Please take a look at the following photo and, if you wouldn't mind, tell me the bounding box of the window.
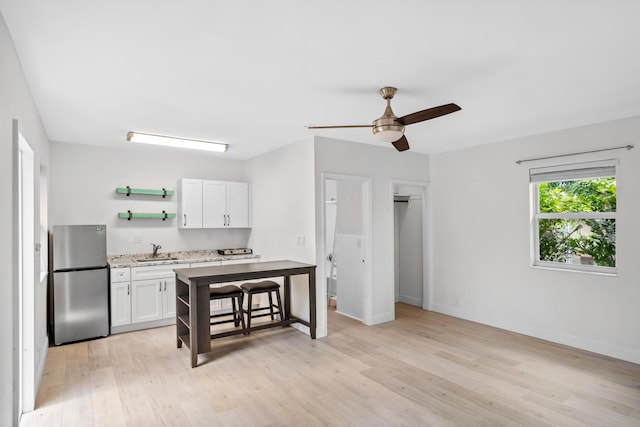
[531,161,617,273]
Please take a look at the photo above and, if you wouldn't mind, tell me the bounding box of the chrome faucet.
[150,243,162,258]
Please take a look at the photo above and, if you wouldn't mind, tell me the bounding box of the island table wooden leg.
[189,282,198,368]
[283,275,291,321]
[309,271,316,339]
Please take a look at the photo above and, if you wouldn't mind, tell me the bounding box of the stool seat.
[241,280,283,333]
[209,284,245,329]
[210,284,243,296]
[240,280,279,292]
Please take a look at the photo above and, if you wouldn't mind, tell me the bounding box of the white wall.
[245,139,316,330]
[314,137,430,325]
[0,11,50,425]
[49,142,251,255]
[430,116,640,364]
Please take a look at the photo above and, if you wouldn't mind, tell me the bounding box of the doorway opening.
[15,123,36,419]
[393,181,430,310]
[322,174,372,327]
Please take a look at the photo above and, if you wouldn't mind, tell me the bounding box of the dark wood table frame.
[174,260,317,368]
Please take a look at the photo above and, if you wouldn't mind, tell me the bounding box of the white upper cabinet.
[202,180,227,228]
[178,178,203,229]
[179,179,251,229]
[226,181,250,228]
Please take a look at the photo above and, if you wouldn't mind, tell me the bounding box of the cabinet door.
[131,279,163,323]
[202,180,227,228]
[227,182,250,228]
[110,281,131,327]
[163,277,177,319]
[178,179,203,229]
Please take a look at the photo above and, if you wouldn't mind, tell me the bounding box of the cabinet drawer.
[131,263,190,281]
[111,267,131,283]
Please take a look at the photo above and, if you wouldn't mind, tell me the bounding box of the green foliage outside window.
[538,178,616,267]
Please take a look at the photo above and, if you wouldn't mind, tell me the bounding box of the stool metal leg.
[274,289,283,321]
[268,291,275,320]
[238,293,246,330]
[246,292,253,334]
[232,297,239,327]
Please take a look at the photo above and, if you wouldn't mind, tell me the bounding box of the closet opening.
[393,183,428,309]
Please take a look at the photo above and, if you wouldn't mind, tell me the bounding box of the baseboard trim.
[33,335,48,407]
[397,294,423,307]
[289,323,311,337]
[111,318,174,334]
[431,303,640,365]
[370,310,394,325]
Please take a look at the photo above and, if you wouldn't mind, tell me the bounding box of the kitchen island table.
[174,260,317,367]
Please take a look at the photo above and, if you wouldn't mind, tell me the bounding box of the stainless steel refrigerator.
[52,224,109,345]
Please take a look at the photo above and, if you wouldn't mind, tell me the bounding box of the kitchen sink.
[134,257,180,263]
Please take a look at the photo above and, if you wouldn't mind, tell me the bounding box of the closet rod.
[515,144,633,165]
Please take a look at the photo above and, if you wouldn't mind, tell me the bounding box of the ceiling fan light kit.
[372,87,405,142]
[126,131,229,153]
[308,86,461,152]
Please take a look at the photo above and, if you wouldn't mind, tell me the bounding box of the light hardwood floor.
[21,304,640,426]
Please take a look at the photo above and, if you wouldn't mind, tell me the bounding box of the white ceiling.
[2,1,640,160]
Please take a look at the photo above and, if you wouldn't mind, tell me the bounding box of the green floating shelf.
[118,211,176,220]
[116,186,174,197]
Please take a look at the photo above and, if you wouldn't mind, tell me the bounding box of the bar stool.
[240,280,283,333]
[209,285,245,330]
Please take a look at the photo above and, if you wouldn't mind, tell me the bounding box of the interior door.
[335,234,364,320]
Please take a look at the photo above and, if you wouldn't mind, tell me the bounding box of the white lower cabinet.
[110,268,131,328]
[110,263,189,333]
[111,259,258,333]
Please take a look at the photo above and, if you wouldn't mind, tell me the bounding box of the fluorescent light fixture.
[126,131,228,152]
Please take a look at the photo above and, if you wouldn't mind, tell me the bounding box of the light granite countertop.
[107,250,260,268]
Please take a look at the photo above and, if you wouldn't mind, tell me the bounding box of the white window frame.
[530,160,618,274]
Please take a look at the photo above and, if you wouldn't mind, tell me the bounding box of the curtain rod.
[515,144,634,165]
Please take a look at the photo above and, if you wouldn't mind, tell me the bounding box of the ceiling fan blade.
[397,103,461,126]
[392,135,410,152]
[306,124,372,129]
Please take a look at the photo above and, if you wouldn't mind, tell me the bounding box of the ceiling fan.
[307,87,461,152]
